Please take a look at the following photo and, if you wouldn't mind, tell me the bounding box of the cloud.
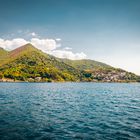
[0,38,28,50]
[0,37,87,60]
[55,38,61,41]
[27,31,39,37]
[64,47,72,50]
[47,50,87,60]
[31,38,57,51]
[30,32,37,37]
[0,38,57,51]
[17,30,39,38]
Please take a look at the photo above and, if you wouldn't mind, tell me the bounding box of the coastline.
[0,78,139,83]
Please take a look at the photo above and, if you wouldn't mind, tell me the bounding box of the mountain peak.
[9,43,39,58]
[19,43,36,50]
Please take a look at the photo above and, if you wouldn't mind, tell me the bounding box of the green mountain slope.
[0,43,42,66]
[0,44,140,82]
[0,44,81,82]
[0,47,8,55]
[59,58,140,82]
[60,59,112,71]
[0,47,9,64]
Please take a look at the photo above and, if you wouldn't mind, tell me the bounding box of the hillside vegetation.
[0,44,140,82]
[60,59,112,70]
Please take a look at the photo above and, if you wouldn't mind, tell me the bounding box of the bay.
[0,83,140,140]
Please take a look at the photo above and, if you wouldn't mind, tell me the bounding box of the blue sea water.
[0,83,140,140]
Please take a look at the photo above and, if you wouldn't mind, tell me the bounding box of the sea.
[0,82,140,140]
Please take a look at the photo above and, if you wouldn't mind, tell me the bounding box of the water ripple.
[0,83,140,140]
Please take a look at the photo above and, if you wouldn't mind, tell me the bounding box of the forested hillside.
[0,44,140,82]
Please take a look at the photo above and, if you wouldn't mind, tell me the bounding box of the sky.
[0,0,140,74]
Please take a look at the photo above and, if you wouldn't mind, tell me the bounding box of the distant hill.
[60,58,112,70]
[0,47,9,64]
[59,58,140,82]
[0,44,140,82]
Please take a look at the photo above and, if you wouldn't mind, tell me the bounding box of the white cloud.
[17,30,39,38]
[0,37,87,60]
[31,38,57,51]
[55,38,61,41]
[0,38,28,50]
[31,32,37,37]
[47,50,87,60]
[64,47,72,50]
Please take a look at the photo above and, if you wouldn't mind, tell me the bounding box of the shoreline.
[0,79,139,84]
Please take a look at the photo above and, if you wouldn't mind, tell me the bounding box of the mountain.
[0,44,140,82]
[0,44,82,82]
[59,58,140,82]
[0,47,8,55]
[60,58,112,70]
[0,47,9,64]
